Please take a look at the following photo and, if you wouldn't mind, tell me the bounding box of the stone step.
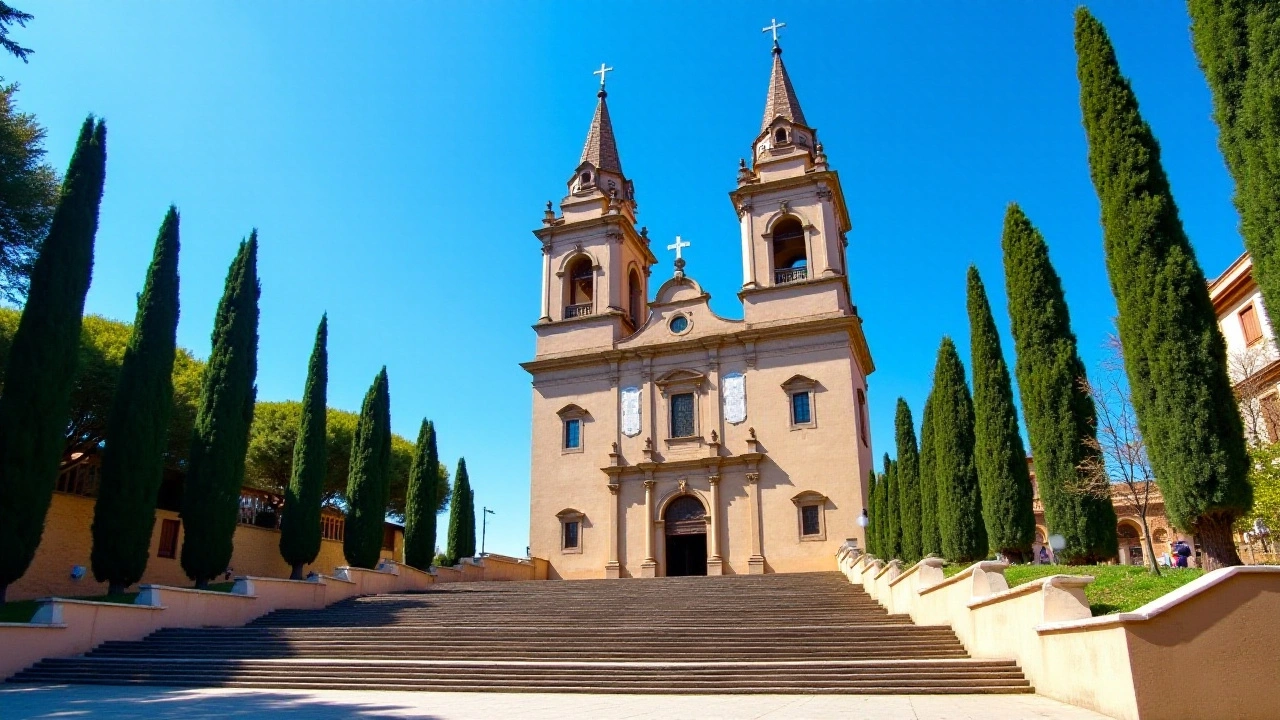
[5,572,1034,696]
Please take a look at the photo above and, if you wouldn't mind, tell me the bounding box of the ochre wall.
[8,492,401,602]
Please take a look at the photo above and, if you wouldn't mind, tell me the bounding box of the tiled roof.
[761,46,807,132]
[580,90,623,175]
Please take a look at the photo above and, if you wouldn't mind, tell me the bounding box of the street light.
[481,507,496,557]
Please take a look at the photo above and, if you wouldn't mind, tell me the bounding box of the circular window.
[669,315,690,334]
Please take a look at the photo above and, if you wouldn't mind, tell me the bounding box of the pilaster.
[641,477,657,577]
[707,474,723,576]
[605,483,621,579]
[746,471,766,574]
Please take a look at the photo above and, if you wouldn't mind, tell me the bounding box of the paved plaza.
[0,685,1111,719]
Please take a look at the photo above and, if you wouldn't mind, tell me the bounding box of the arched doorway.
[664,495,707,576]
[1117,522,1143,566]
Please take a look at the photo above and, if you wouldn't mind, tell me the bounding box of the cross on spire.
[593,62,614,88]
[763,18,786,44]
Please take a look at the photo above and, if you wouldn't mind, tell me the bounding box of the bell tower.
[729,28,855,324]
[533,65,657,357]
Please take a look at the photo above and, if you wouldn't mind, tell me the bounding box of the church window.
[857,389,869,446]
[557,509,584,554]
[670,393,696,438]
[782,375,818,430]
[581,171,592,185]
[564,418,581,449]
[791,391,812,425]
[792,491,827,541]
[775,128,787,143]
[1240,303,1263,345]
[157,519,180,559]
[628,269,643,328]
[771,217,807,284]
[801,505,821,536]
[669,314,689,334]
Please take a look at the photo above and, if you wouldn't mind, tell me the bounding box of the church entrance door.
[664,495,708,577]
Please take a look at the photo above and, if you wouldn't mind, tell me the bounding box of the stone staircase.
[7,571,1031,694]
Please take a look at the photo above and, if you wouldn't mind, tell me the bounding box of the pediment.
[781,374,818,391]
[791,490,829,506]
[654,369,707,389]
[556,404,590,419]
[556,507,585,520]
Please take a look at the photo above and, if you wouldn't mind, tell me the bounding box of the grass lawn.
[1003,564,1202,615]
[937,561,1203,615]
[0,580,237,624]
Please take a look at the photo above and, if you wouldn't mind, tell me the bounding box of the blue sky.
[8,2,1242,557]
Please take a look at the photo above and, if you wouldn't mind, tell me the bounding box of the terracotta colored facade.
[525,45,875,579]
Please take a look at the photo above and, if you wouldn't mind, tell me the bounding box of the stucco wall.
[842,548,1280,720]
[531,326,870,579]
[8,492,401,602]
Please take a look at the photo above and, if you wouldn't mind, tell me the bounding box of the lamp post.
[481,507,496,557]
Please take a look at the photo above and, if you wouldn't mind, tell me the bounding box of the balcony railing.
[775,266,808,285]
[564,303,593,319]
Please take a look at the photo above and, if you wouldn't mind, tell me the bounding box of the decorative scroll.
[723,372,747,424]
[621,386,642,437]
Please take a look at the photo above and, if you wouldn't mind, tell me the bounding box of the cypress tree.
[1003,204,1117,563]
[404,418,439,570]
[1077,8,1250,568]
[90,207,180,595]
[918,391,942,557]
[343,367,392,569]
[180,233,260,588]
[875,470,890,558]
[883,454,901,559]
[0,117,105,603]
[866,469,880,557]
[446,458,475,563]
[894,399,923,563]
[932,337,987,562]
[279,315,327,579]
[1189,0,1280,327]
[966,266,1036,561]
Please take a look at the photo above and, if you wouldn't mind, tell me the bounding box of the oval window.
[669,315,689,334]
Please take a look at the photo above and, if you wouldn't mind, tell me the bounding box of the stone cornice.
[522,314,872,375]
[602,452,764,479]
[533,214,657,265]
[728,169,852,234]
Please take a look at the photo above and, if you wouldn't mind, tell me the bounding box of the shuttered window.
[1240,304,1263,345]
[157,519,180,559]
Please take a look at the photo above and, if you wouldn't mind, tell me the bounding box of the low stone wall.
[838,547,1280,720]
[0,555,542,681]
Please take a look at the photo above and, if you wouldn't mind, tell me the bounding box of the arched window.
[565,257,594,318]
[775,128,787,143]
[771,217,807,284]
[628,269,643,328]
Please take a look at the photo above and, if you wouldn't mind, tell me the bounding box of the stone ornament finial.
[749,427,757,440]
[710,429,719,444]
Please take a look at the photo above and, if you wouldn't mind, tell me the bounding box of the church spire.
[761,42,807,133]
[580,63,623,175]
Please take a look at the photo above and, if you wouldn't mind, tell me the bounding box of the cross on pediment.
[668,235,690,261]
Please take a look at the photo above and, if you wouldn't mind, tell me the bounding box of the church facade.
[524,41,875,579]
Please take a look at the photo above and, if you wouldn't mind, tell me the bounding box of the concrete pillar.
[641,478,657,577]
[747,472,765,574]
[707,474,723,576]
[605,483,621,579]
